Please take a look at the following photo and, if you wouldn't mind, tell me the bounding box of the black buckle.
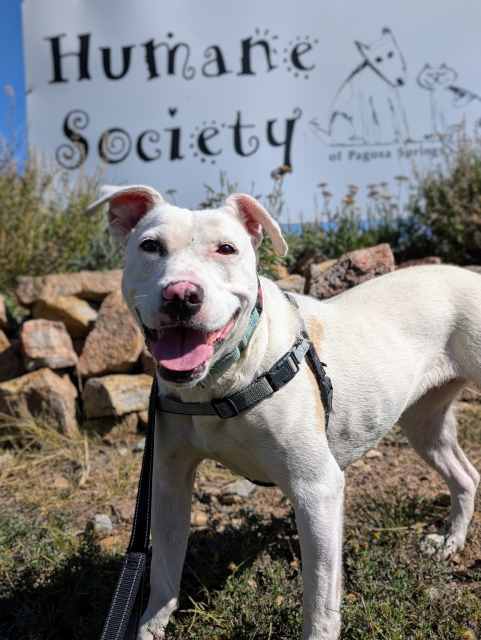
[212,397,240,419]
[266,353,299,392]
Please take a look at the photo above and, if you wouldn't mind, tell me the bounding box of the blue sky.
[0,0,26,148]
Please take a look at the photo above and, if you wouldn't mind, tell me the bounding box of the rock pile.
[0,246,465,436]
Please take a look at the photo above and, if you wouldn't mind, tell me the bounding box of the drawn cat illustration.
[417,63,481,139]
[310,27,410,145]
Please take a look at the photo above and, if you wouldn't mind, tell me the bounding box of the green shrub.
[408,138,481,263]
[0,150,122,293]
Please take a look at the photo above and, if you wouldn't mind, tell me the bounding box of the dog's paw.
[420,532,464,560]
[137,622,166,640]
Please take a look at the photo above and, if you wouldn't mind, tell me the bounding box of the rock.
[0,295,7,330]
[308,244,395,300]
[33,296,97,337]
[293,249,328,280]
[88,513,113,538]
[78,291,144,377]
[82,374,153,418]
[141,348,156,376]
[222,478,257,499]
[0,337,24,382]
[303,258,336,292]
[276,274,306,294]
[271,263,289,280]
[191,511,209,527]
[0,368,79,436]
[132,437,146,453]
[16,270,122,306]
[20,319,78,370]
[365,449,383,459]
[83,411,139,436]
[397,257,442,269]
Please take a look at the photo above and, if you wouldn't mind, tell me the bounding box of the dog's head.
[88,185,287,388]
[356,27,407,88]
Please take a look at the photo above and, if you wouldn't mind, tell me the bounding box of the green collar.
[209,284,263,378]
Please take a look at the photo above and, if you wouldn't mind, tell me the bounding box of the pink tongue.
[150,327,214,371]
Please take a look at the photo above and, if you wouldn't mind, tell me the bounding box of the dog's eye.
[375,56,383,63]
[387,51,394,59]
[140,238,163,254]
[217,243,237,255]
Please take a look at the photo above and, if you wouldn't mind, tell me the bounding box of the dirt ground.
[1,401,480,639]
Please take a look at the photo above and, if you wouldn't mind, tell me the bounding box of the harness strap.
[158,335,311,419]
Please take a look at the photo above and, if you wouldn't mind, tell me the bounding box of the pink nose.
[162,281,204,304]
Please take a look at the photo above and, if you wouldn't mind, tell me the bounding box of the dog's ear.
[87,185,164,241]
[225,193,288,257]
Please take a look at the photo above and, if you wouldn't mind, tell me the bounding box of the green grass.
[1,491,479,639]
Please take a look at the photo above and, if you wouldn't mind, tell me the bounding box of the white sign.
[22,0,481,221]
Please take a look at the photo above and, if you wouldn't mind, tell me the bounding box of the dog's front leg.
[291,459,344,640]
[137,441,200,640]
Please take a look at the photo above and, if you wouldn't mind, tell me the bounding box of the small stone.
[218,493,239,506]
[132,437,146,453]
[83,374,153,418]
[78,291,144,377]
[20,319,78,370]
[0,368,79,436]
[458,629,476,640]
[276,274,306,294]
[53,475,70,490]
[89,513,114,538]
[420,533,446,557]
[365,449,383,459]
[191,511,209,527]
[33,295,97,337]
[223,478,257,498]
[118,446,129,457]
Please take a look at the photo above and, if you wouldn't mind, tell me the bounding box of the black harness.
[100,297,333,640]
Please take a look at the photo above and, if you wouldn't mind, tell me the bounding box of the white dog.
[90,185,480,640]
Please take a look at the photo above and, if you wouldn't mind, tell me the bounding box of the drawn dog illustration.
[417,63,481,140]
[90,185,480,639]
[311,27,410,145]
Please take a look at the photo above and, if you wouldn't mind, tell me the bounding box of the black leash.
[100,377,158,640]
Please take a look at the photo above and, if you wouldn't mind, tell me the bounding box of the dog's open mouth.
[142,312,239,381]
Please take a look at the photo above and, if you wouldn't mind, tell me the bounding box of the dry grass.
[0,403,480,639]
